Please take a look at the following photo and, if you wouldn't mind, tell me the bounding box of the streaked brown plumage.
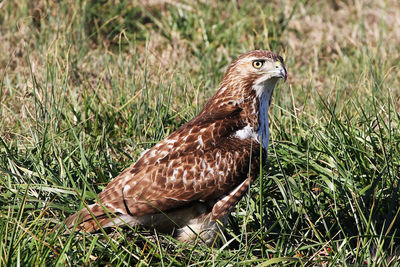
[65,50,287,245]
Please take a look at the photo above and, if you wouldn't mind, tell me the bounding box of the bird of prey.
[65,50,287,245]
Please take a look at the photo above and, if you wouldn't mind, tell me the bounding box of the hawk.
[65,50,287,245]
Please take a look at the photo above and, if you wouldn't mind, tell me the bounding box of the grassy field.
[1,0,400,265]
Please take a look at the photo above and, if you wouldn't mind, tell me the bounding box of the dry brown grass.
[286,0,400,106]
[1,0,399,137]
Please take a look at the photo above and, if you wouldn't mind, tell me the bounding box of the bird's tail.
[65,203,115,232]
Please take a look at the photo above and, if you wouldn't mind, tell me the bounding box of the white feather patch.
[197,135,204,146]
[233,124,255,139]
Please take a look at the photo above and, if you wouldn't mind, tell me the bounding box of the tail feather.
[65,203,115,232]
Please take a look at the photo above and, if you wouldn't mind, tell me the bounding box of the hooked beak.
[278,65,287,82]
[271,62,287,82]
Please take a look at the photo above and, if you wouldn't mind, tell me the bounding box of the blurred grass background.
[1,0,400,265]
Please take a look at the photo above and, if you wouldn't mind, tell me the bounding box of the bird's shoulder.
[133,102,246,170]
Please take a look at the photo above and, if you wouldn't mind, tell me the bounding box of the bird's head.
[202,50,287,115]
[219,50,287,99]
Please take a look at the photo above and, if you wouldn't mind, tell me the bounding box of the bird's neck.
[230,79,277,151]
[201,78,277,151]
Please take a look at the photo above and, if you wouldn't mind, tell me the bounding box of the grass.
[1,0,400,265]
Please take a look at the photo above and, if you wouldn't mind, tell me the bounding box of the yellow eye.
[252,60,264,69]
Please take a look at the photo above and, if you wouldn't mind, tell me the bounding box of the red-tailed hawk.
[65,50,287,245]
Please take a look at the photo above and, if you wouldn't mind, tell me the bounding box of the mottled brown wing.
[94,103,259,218]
